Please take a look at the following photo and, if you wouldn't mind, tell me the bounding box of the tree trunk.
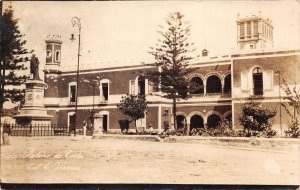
[173,97,177,130]
[134,120,138,133]
[0,67,5,130]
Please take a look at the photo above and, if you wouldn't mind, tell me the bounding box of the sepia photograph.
[0,0,299,189]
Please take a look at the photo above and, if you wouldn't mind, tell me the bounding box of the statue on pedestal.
[30,54,40,80]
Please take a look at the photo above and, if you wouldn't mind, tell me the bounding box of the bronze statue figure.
[30,54,40,80]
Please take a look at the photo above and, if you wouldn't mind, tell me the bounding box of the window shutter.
[148,81,153,94]
[263,70,273,90]
[130,80,135,95]
[241,72,248,91]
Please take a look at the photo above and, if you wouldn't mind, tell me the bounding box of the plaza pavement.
[0,136,299,184]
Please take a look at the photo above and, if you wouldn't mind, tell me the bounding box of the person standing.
[83,120,87,138]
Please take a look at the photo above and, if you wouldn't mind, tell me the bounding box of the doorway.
[103,115,108,131]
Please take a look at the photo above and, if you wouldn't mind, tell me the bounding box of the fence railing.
[2,124,69,137]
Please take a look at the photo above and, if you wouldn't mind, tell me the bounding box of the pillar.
[186,119,191,135]
[93,112,104,135]
[204,123,208,130]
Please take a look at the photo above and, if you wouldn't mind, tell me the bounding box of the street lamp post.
[90,83,95,130]
[276,70,282,136]
[92,83,95,115]
[71,17,82,137]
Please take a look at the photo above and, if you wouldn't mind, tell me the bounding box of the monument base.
[92,112,104,138]
[14,79,53,125]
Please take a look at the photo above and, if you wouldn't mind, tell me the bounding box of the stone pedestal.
[14,79,53,125]
[93,112,104,135]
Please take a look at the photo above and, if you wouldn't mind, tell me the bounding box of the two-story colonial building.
[42,14,300,134]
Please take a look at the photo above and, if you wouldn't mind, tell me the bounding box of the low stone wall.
[92,134,161,142]
[163,136,300,151]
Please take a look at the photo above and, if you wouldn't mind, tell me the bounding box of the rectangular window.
[240,23,245,38]
[247,22,251,36]
[254,21,258,35]
[70,85,76,103]
[138,80,145,95]
[102,83,108,101]
[262,23,266,37]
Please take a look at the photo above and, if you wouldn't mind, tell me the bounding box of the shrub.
[257,124,277,138]
[281,79,300,138]
[163,128,186,136]
[118,119,130,133]
[285,118,300,138]
[189,128,205,136]
[239,101,277,137]
[163,121,170,133]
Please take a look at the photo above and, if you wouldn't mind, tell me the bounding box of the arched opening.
[206,75,222,94]
[252,67,263,95]
[138,76,145,96]
[190,115,204,129]
[55,51,60,62]
[176,115,186,129]
[224,74,231,94]
[189,77,204,95]
[207,114,221,128]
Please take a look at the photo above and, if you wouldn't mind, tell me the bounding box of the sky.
[3,0,300,71]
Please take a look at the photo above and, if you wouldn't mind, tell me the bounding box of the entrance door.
[103,115,108,131]
[253,67,263,95]
[69,115,76,133]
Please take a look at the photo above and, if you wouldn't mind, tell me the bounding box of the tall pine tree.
[0,4,32,115]
[147,12,194,130]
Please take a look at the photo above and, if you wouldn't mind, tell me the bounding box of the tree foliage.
[147,12,194,129]
[0,5,32,108]
[117,95,149,132]
[239,101,277,137]
[281,79,300,137]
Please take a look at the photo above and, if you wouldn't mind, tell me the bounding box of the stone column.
[251,21,254,38]
[204,123,208,130]
[170,117,175,130]
[221,80,224,95]
[186,119,191,135]
[93,112,104,135]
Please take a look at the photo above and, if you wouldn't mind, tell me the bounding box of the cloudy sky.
[3,1,300,71]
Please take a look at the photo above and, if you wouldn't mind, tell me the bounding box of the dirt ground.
[0,136,299,184]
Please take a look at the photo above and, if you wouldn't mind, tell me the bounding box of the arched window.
[190,115,204,129]
[252,67,263,95]
[55,50,60,62]
[189,77,204,95]
[207,114,221,128]
[206,75,222,94]
[224,74,231,94]
[176,115,186,129]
